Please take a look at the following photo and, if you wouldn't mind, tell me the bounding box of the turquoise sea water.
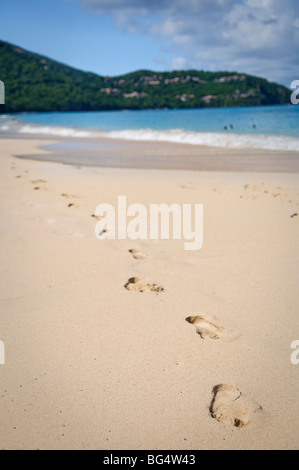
[1,104,299,151]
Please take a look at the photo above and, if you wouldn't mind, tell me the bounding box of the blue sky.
[1,0,298,86]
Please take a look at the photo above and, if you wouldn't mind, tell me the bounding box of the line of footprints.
[125,248,262,429]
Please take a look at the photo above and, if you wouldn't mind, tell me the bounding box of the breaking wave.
[1,117,299,152]
[105,129,299,151]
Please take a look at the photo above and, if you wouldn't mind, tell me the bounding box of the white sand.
[0,138,298,449]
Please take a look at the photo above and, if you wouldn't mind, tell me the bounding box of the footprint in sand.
[213,188,227,195]
[124,277,164,293]
[210,384,262,428]
[61,193,77,198]
[31,179,47,184]
[129,249,149,260]
[240,194,257,200]
[186,315,223,339]
[178,181,197,190]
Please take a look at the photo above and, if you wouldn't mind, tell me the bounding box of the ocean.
[1,104,299,151]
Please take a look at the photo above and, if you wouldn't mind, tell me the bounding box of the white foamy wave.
[0,119,100,138]
[105,129,299,152]
[18,124,99,138]
[1,120,298,151]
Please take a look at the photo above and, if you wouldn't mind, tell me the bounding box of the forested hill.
[0,39,290,113]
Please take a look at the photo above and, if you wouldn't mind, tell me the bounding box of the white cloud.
[171,57,188,70]
[154,56,166,65]
[77,0,299,85]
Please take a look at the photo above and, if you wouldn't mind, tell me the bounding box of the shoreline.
[0,137,298,450]
[2,132,299,172]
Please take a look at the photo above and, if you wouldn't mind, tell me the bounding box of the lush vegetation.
[0,39,290,113]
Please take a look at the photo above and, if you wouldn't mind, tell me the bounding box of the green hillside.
[0,39,290,113]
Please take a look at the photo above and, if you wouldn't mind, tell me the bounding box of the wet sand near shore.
[4,132,299,172]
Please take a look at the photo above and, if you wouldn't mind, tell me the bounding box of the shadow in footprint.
[210,384,262,428]
[125,277,164,293]
[186,315,223,339]
[61,193,77,198]
[129,249,149,260]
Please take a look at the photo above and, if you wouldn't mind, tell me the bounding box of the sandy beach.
[0,136,298,450]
